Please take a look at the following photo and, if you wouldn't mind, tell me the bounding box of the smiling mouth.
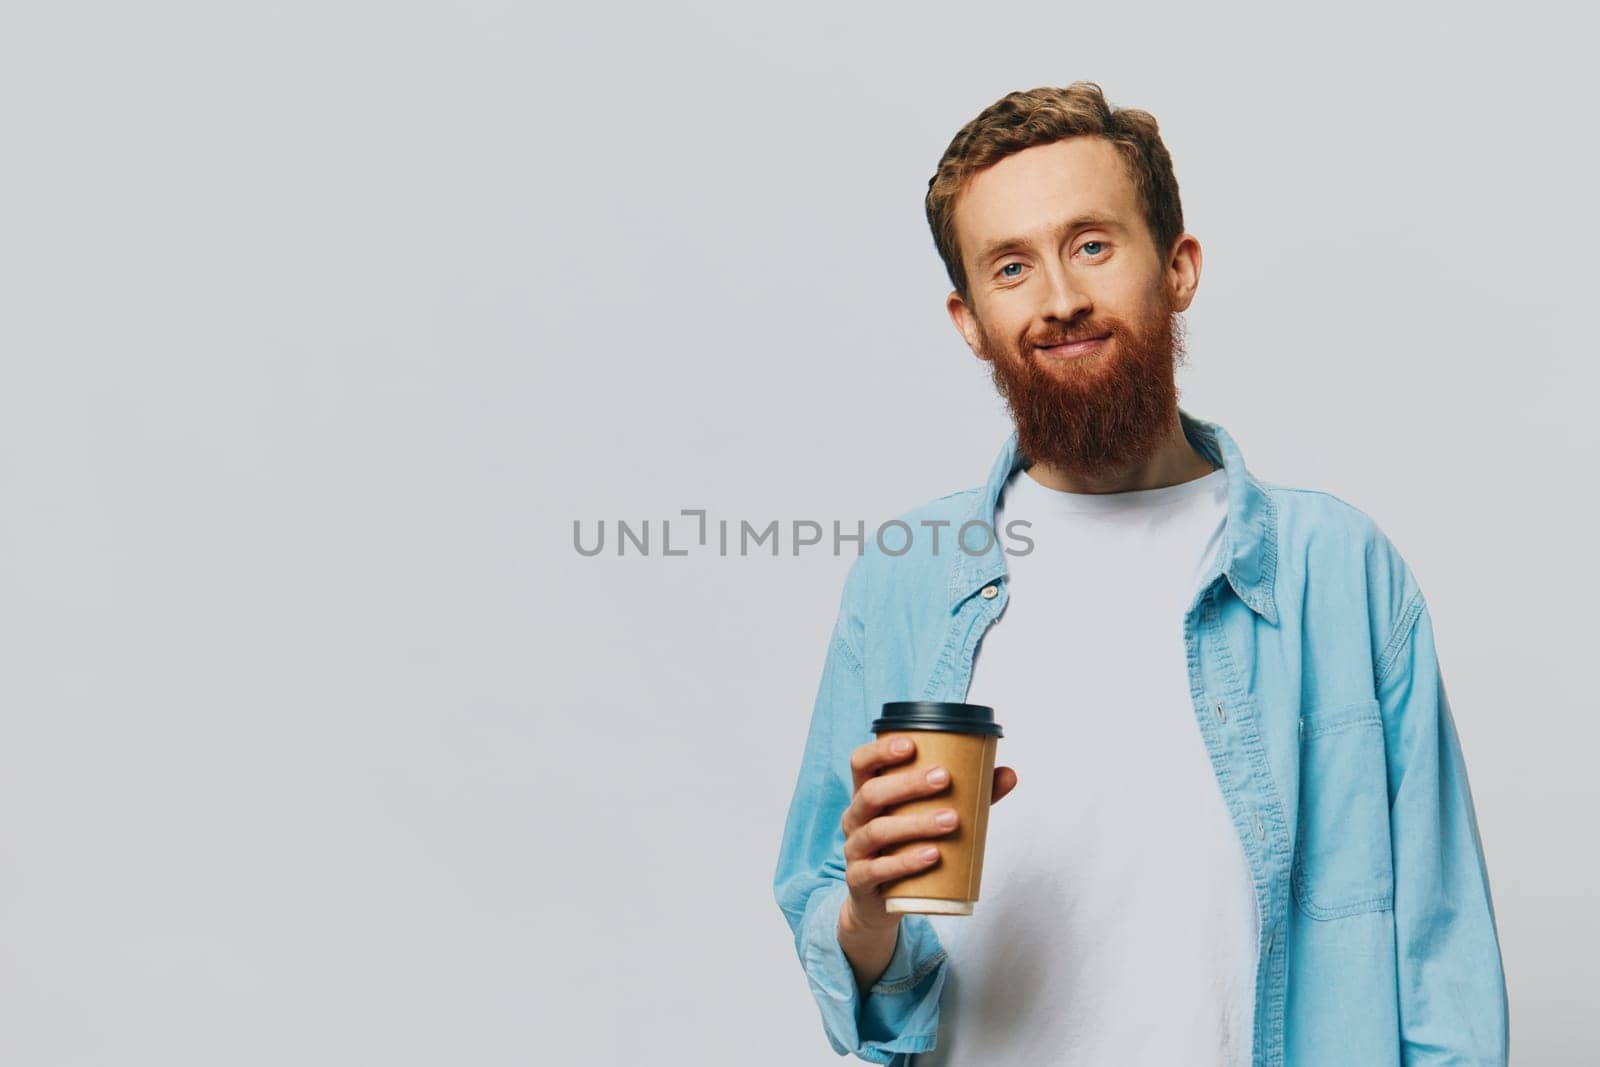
[1037,335,1110,358]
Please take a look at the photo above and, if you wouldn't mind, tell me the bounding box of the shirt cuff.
[799,880,948,1062]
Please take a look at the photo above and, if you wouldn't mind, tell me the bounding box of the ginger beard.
[978,287,1189,481]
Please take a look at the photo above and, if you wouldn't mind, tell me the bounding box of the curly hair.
[925,82,1185,302]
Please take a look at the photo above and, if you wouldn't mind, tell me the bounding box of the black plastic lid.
[871,701,1003,738]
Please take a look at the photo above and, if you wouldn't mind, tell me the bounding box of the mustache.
[1031,325,1115,347]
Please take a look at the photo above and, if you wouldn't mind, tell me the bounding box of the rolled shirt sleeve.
[774,560,949,1062]
[1378,583,1510,1064]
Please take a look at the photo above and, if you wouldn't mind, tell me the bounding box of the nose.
[1038,258,1091,324]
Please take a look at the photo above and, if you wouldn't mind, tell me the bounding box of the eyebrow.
[972,212,1126,269]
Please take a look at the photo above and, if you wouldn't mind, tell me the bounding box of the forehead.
[954,137,1142,264]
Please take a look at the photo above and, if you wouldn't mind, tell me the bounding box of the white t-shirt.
[918,463,1258,1066]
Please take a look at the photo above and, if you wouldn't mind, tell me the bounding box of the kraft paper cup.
[870,701,1003,917]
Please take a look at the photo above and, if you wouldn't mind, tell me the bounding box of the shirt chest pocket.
[1291,697,1395,920]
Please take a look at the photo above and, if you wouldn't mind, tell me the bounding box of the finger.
[844,763,951,834]
[849,734,918,794]
[991,765,1019,805]
[846,845,942,893]
[843,807,960,861]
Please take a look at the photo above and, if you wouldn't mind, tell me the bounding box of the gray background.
[2,2,1593,1063]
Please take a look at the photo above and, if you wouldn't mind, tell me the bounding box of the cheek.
[1098,273,1146,308]
[979,300,1032,340]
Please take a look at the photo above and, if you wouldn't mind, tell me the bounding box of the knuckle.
[845,862,868,891]
[849,745,870,773]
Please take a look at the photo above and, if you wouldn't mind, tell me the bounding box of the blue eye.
[999,263,1022,278]
[1081,241,1105,256]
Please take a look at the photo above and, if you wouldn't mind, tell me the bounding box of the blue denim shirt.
[773,409,1508,1066]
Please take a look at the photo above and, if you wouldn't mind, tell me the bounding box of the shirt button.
[1254,811,1265,839]
[1265,926,1275,953]
[1214,700,1227,723]
[979,584,998,599]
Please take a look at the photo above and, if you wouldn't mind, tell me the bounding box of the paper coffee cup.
[870,701,1003,916]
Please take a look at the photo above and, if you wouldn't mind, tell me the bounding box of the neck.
[1022,412,1217,494]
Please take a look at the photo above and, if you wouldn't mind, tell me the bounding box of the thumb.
[990,765,1019,805]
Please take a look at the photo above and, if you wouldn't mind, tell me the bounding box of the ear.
[1164,233,1202,313]
[946,290,988,361]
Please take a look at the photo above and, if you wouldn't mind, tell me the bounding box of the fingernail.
[919,847,940,861]
[927,767,948,785]
[892,738,912,755]
[934,810,958,829]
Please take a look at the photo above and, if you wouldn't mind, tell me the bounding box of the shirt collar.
[946,406,1280,625]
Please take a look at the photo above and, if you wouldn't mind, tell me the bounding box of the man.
[772,82,1508,1065]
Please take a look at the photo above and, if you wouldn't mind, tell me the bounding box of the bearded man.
[774,82,1508,1066]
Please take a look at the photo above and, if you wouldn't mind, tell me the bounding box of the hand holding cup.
[839,732,1018,935]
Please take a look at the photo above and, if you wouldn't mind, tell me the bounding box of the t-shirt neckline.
[1004,464,1227,515]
